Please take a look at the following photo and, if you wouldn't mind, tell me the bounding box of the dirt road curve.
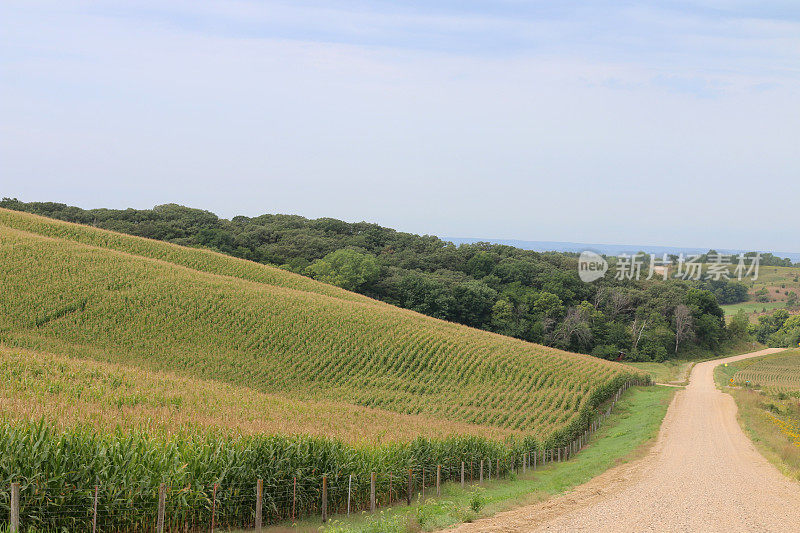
[448,348,800,533]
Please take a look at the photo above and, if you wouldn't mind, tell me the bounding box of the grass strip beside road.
[262,385,675,533]
[627,360,692,384]
[628,340,764,386]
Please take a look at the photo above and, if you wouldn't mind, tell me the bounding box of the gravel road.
[447,348,800,532]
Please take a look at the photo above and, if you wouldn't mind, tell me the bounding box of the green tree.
[684,288,725,349]
[786,291,799,309]
[453,280,498,328]
[533,292,564,320]
[491,299,517,336]
[727,310,750,340]
[673,304,694,353]
[466,251,497,278]
[306,249,380,292]
[766,314,800,348]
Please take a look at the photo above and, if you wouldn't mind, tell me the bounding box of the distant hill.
[447,237,800,264]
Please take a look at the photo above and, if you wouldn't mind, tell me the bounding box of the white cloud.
[1,1,798,251]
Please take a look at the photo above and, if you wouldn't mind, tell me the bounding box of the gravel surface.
[447,348,800,533]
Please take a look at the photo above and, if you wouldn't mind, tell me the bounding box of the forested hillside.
[1,199,749,360]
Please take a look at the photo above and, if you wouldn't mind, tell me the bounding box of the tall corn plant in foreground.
[0,419,584,530]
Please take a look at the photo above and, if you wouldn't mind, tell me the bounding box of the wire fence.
[4,380,646,532]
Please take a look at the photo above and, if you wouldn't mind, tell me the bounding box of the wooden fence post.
[292,476,297,520]
[92,485,99,533]
[210,483,217,533]
[479,460,484,484]
[407,469,412,505]
[255,479,263,531]
[460,462,465,488]
[157,483,166,533]
[10,482,20,533]
[370,472,376,512]
[436,465,441,496]
[321,476,328,523]
[347,474,352,516]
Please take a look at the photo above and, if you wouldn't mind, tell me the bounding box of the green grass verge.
[627,361,692,384]
[260,385,675,533]
[628,339,762,385]
[714,359,739,388]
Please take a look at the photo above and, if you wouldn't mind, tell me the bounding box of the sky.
[1,1,799,251]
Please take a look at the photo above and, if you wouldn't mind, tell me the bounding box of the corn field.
[0,210,644,437]
[0,208,649,530]
[732,349,800,391]
[1,377,640,533]
[0,345,519,443]
[0,420,531,531]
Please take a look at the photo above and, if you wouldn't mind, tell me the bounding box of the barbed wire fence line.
[4,379,646,532]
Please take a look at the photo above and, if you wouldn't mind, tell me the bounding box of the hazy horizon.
[3,195,798,258]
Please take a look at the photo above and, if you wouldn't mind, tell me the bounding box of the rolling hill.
[0,207,639,436]
[0,207,645,529]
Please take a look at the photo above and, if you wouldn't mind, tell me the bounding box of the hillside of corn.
[2,198,745,362]
[0,345,518,443]
[0,208,649,529]
[0,208,642,438]
[732,349,800,391]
